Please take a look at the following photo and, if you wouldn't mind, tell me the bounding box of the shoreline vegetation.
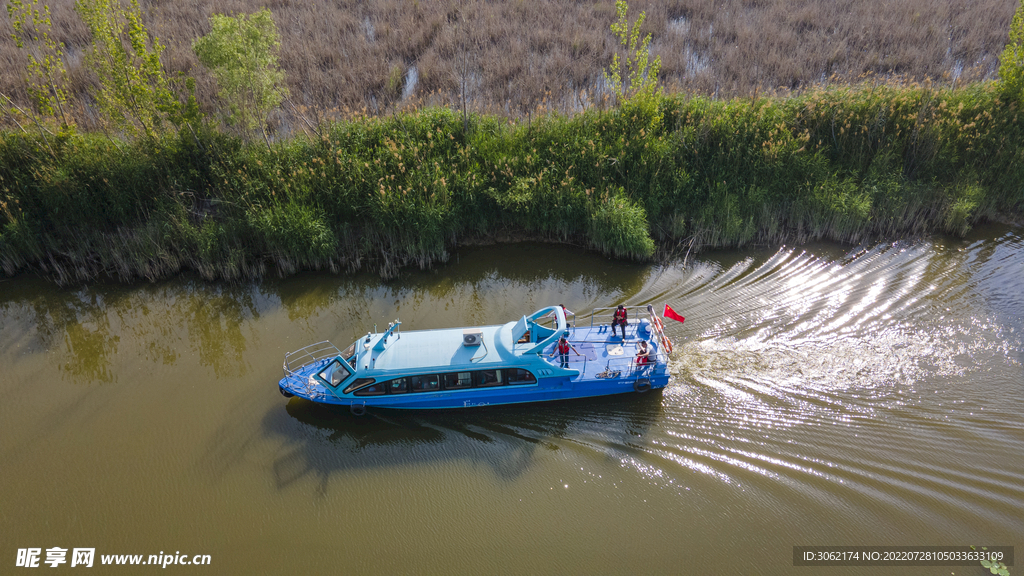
[2,2,1023,284]
[3,83,1022,284]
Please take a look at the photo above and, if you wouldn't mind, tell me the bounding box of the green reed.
[1,81,1021,283]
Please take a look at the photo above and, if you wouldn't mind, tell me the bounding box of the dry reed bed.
[1,0,1017,131]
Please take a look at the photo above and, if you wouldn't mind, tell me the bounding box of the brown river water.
[1,224,1021,574]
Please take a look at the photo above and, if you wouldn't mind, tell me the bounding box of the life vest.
[558,340,570,354]
[636,346,649,364]
[613,307,627,323]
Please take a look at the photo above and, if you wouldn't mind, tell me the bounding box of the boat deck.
[540,321,665,381]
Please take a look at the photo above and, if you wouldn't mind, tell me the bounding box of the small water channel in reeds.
[1,223,1020,574]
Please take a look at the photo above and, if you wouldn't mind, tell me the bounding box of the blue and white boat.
[278,305,674,412]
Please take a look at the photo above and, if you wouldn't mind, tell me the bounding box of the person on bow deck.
[549,333,581,368]
[612,305,628,339]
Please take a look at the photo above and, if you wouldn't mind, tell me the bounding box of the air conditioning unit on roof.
[463,329,483,346]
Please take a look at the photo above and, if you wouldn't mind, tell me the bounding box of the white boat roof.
[356,322,520,374]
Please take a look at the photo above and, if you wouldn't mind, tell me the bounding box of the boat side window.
[319,359,352,388]
[442,372,473,390]
[344,377,377,394]
[353,381,386,396]
[476,369,503,387]
[507,368,537,385]
[387,377,409,394]
[410,374,440,393]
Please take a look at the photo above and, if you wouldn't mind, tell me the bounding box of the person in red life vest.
[635,340,650,368]
[611,304,628,339]
[545,303,574,323]
[548,332,581,368]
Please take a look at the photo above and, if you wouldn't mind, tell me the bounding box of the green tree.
[3,0,74,155]
[75,0,196,141]
[192,9,289,148]
[603,0,662,105]
[999,0,1024,103]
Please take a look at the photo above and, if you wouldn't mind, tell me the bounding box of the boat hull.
[279,372,668,410]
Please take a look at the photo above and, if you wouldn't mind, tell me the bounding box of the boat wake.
[544,230,1024,533]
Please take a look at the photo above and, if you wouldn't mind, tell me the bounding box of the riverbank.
[2,82,1022,284]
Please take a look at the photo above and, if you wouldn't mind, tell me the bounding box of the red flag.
[663,304,685,323]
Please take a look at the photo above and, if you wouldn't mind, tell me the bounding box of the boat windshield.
[342,341,357,368]
[318,359,352,388]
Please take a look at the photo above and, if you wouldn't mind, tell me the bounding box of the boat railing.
[587,305,647,329]
[541,347,668,377]
[603,351,669,374]
[283,340,343,377]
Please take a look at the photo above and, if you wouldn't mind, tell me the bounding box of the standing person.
[612,305,628,339]
[546,304,574,324]
[549,332,580,368]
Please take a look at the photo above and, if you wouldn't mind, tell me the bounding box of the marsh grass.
[1,0,1017,133]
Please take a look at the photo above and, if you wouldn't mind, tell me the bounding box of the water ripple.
[580,227,1024,529]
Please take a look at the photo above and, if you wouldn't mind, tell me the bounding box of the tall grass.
[1,81,1022,284]
[1,0,1016,132]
